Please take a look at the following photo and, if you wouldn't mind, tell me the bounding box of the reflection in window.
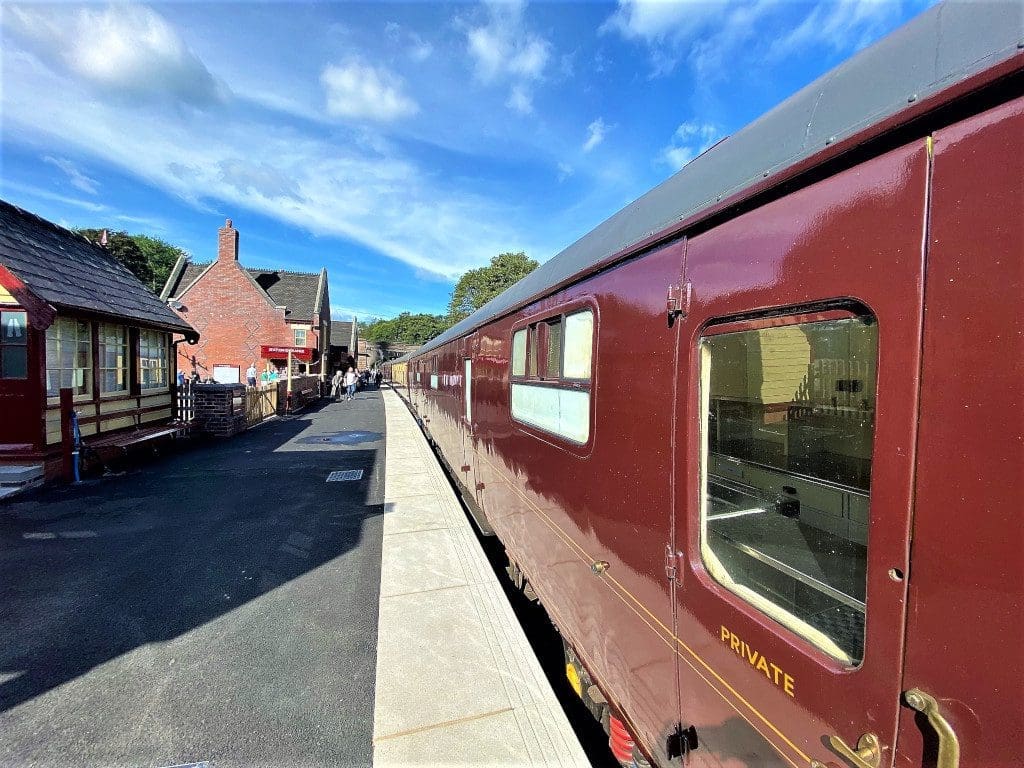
[139,330,168,389]
[543,318,562,378]
[511,309,595,444]
[99,324,128,394]
[1,310,28,379]
[700,316,877,664]
[46,317,91,396]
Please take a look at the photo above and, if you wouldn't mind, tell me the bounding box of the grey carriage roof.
[416,0,1022,357]
[0,200,195,334]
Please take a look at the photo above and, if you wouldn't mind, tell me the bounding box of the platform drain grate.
[327,469,364,482]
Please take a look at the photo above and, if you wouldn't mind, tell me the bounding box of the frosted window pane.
[512,330,526,376]
[563,311,593,380]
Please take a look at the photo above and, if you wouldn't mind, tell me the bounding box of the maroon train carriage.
[386,5,1022,768]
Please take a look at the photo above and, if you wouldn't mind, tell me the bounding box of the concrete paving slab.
[373,389,588,768]
[382,496,451,536]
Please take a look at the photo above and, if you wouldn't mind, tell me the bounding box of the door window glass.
[0,310,28,379]
[465,358,472,422]
[700,315,877,664]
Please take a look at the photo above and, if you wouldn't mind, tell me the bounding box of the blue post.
[71,410,81,483]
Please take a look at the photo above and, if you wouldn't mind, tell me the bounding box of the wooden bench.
[84,421,191,456]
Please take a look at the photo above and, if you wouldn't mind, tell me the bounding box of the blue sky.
[1,0,933,321]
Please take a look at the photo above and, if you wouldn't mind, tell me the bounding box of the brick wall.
[171,225,297,380]
[192,383,247,437]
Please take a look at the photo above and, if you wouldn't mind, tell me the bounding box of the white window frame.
[139,329,169,391]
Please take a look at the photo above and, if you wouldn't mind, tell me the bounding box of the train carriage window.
[511,308,594,444]
[543,318,562,378]
[563,311,594,380]
[512,329,527,376]
[699,315,877,664]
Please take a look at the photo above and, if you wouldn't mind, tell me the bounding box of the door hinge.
[666,723,699,760]
[666,281,692,325]
[664,544,680,583]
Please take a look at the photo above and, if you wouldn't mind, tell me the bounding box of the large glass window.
[139,330,168,389]
[700,315,877,664]
[46,318,91,396]
[511,308,594,444]
[1,310,28,379]
[99,323,128,394]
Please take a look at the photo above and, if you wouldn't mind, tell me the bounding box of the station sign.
[260,345,313,360]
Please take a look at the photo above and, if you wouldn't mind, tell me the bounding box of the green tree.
[447,251,538,324]
[77,229,153,287]
[133,234,187,291]
[362,312,450,345]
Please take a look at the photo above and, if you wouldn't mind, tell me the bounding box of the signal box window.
[510,308,594,444]
[1,310,28,379]
[99,324,129,394]
[699,315,877,664]
[139,330,168,389]
[46,317,91,397]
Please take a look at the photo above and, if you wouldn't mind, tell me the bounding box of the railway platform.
[374,387,588,766]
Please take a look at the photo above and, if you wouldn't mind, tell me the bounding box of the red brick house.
[161,219,330,383]
[0,200,198,484]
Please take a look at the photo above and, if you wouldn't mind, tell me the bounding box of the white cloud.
[506,85,533,115]
[43,156,99,194]
[385,21,434,62]
[1,43,528,281]
[321,58,419,122]
[604,0,903,78]
[582,118,609,153]
[464,1,551,113]
[662,121,721,170]
[602,0,720,43]
[557,162,574,182]
[3,4,226,106]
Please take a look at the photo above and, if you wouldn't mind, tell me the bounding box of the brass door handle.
[904,688,960,768]
[810,732,880,768]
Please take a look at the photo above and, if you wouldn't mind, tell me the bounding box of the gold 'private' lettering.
[721,626,795,697]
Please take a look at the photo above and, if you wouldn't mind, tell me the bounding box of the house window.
[699,314,878,664]
[294,328,307,347]
[139,330,168,389]
[46,317,91,396]
[99,323,128,394]
[0,310,28,379]
[510,308,595,444]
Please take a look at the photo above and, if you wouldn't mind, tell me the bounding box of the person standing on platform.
[246,362,258,388]
[344,366,358,401]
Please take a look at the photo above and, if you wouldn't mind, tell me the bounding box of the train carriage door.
[896,95,1024,768]
[672,139,929,768]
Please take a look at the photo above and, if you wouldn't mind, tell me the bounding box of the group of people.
[330,366,382,401]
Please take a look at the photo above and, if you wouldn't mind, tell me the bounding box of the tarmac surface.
[0,390,386,767]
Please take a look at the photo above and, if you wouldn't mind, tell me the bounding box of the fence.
[175,381,196,422]
[245,384,278,427]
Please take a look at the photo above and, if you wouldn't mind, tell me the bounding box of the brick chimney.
[218,218,239,261]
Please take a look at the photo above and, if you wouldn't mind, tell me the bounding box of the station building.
[0,200,198,481]
[160,219,331,383]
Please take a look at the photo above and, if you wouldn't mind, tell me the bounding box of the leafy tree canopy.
[76,229,187,292]
[446,251,538,324]
[362,312,450,346]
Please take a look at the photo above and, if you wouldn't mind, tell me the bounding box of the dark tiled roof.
[331,321,354,348]
[0,200,194,333]
[165,260,324,320]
